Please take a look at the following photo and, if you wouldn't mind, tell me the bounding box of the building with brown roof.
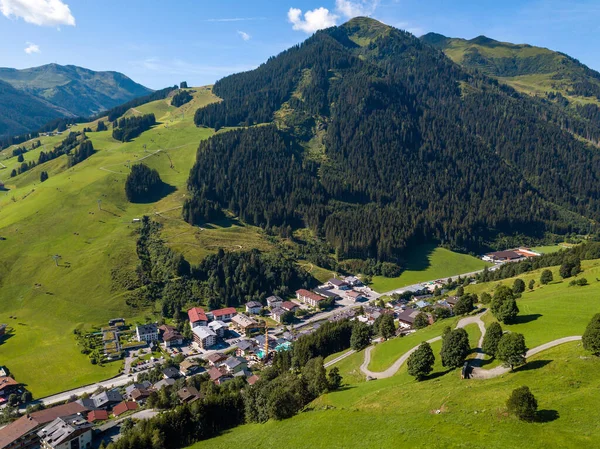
[177,387,202,403]
[210,307,237,322]
[207,352,227,366]
[112,401,138,417]
[188,307,208,328]
[296,289,325,307]
[87,410,109,423]
[281,301,299,312]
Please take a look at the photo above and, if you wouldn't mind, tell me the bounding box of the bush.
[540,269,553,285]
[569,278,588,286]
[506,386,538,421]
[513,278,525,294]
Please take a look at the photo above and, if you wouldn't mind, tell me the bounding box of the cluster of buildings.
[482,247,540,263]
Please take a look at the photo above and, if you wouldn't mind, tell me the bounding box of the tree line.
[112,113,156,142]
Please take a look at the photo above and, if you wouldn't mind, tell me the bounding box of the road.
[324,350,356,368]
[97,409,159,432]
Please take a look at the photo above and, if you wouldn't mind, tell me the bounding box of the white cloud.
[0,0,75,27]
[237,30,251,41]
[288,6,338,33]
[24,41,40,54]
[335,0,379,19]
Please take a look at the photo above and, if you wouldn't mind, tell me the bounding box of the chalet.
[179,359,201,377]
[281,301,299,312]
[162,367,181,380]
[245,301,263,315]
[396,308,421,329]
[346,290,367,302]
[91,390,123,410]
[231,314,262,336]
[207,352,228,367]
[135,323,159,343]
[37,414,92,449]
[0,402,88,449]
[221,356,248,374]
[153,378,175,391]
[192,326,217,349]
[266,295,283,309]
[177,387,202,404]
[296,289,325,307]
[208,320,227,338]
[271,307,287,323]
[327,278,350,290]
[159,325,184,347]
[87,410,109,423]
[130,388,151,404]
[188,307,208,328]
[236,340,256,357]
[210,307,237,322]
[112,401,138,417]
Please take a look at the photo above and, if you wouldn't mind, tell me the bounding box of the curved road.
[358,310,582,380]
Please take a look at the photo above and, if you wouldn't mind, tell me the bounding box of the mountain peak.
[340,16,392,45]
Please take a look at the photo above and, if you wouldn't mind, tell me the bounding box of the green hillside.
[421,33,600,106]
[0,87,272,397]
[188,261,600,448]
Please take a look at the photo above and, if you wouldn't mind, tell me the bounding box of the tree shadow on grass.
[426,368,453,380]
[511,314,542,324]
[130,182,177,204]
[478,357,496,367]
[536,409,560,423]
[513,359,552,373]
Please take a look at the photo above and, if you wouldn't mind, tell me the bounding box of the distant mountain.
[420,33,600,104]
[0,64,152,136]
[187,17,600,261]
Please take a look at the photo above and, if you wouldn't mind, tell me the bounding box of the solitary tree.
[540,269,553,285]
[40,171,48,182]
[507,386,538,421]
[407,341,435,380]
[482,322,503,356]
[414,313,430,329]
[528,279,535,290]
[441,328,470,369]
[491,286,520,324]
[513,278,525,294]
[17,154,24,163]
[497,333,527,369]
[327,367,343,390]
[582,313,600,356]
[559,258,581,279]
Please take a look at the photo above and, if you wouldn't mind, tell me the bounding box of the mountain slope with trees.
[188,17,600,262]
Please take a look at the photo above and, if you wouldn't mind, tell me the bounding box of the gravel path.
[324,349,356,368]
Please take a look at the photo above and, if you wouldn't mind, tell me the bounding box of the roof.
[231,313,258,328]
[87,410,109,422]
[315,288,339,298]
[91,390,122,407]
[247,375,260,385]
[37,415,92,447]
[179,359,199,370]
[346,290,364,298]
[113,401,138,417]
[188,307,208,323]
[162,367,180,379]
[0,417,40,449]
[0,377,18,391]
[236,340,255,351]
[486,250,521,260]
[296,289,324,302]
[208,320,227,331]
[130,389,151,401]
[153,378,176,390]
[212,307,237,317]
[208,366,225,381]
[266,295,283,303]
[136,323,158,335]
[397,308,420,324]
[207,352,227,363]
[163,328,183,342]
[193,326,217,340]
[281,301,299,311]
[223,357,245,370]
[328,278,347,287]
[271,307,286,317]
[246,301,262,308]
[177,387,201,402]
[446,296,460,305]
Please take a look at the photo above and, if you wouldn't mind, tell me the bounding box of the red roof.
[87,410,109,422]
[188,307,208,323]
[212,307,237,317]
[247,375,260,386]
[112,401,138,417]
[281,301,299,311]
[0,377,18,391]
[296,289,324,302]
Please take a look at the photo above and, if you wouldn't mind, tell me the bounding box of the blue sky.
[0,0,598,89]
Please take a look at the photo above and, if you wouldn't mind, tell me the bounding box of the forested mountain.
[188,17,600,261]
[0,64,152,136]
[420,33,600,105]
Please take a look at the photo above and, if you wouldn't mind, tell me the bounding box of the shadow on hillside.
[0,333,14,346]
[426,368,452,380]
[478,357,496,367]
[131,182,177,204]
[536,409,560,423]
[201,216,244,230]
[398,243,438,274]
[512,314,542,324]
[514,359,552,373]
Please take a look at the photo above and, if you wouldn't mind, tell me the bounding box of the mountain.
[420,32,600,105]
[188,17,600,261]
[0,64,153,136]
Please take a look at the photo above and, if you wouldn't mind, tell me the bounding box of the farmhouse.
[192,326,217,349]
[245,301,263,315]
[37,414,92,449]
[231,314,262,336]
[135,323,159,343]
[188,307,208,328]
[210,307,237,322]
[266,295,283,309]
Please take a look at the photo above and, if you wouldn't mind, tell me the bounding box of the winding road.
[352,311,582,380]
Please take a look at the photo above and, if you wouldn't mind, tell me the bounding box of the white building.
[266,295,283,309]
[208,320,227,338]
[192,326,217,349]
[38,414,92,449]
[136,323,159,342]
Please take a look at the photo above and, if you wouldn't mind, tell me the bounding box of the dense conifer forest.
[112,113,156,142]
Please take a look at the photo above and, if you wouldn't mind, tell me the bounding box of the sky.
[0,0,598,89]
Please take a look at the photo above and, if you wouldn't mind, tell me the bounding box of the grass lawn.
[531,245,570,254]
[370,244,491,293]
[190,341,600,449]
[0,88,273,397]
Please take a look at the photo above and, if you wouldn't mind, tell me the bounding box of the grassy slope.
[370,244,492,292]
[0,88,272,397]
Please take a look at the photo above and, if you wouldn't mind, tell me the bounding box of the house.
[281,301,299,312]
[329,309,356,322]
[231,314,262,336]
[177,387,202,404]
[344,276,363,287]
[162,366,181,380]
[75,398,96,410]
[314,288,341,300]
[254,334,276,350]
[188,307,208,328]
[247,374,260,386]
[295,289,325,307]
[113,401,138,417]
[207,352,227,366]
[483,250,523,263]
[396,308,421,329]
[192,326,217,349]
[130,389,151,405]
[125,382,151,398]
[233,369,252,379]
[37,414,92,449]
[91,390,123,410]
[159,325,184,347]
[266,295,283,309]
[327,278,350,290]
[346,290,367,302]
[221,357,248,374]
[0,402,88,449]
[135,323,159,343]
[210,307,237,322]
[236,340,256,357]
[445,296,460,308]
[87,409,109,423]
[0,377,19,398]
[207,366,232,385]
[208,320,227,338]
[179,359,202,377]
[245,301,263,315]
[153,378,176,391]
[414,300,429,309]
[271,307,287,323]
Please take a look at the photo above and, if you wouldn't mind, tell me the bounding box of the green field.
[370,245,492,292]
[531,244,570,254]
[0,88,273,397]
